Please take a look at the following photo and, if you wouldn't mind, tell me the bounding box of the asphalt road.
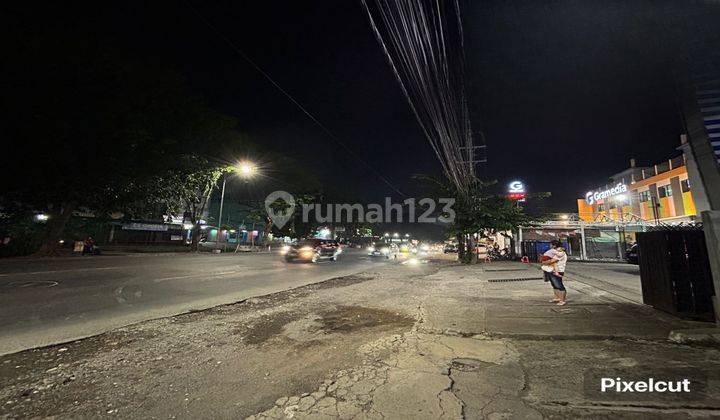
[0,249,397,355]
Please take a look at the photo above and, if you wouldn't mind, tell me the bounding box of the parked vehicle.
[488,247,513,261]
[81,237,102,256]
[284,239,340,263]
[443,243,458,253]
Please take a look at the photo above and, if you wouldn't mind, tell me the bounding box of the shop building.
[515,138,706,262]
[577,148,698,225]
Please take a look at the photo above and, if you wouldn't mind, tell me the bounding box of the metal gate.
[637,225,716,321]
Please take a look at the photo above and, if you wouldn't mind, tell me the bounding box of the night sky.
[11,1,720,211]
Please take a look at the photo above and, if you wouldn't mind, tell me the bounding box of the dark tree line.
[2,13,281,254]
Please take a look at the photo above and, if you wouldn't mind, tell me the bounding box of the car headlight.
[368,247,375,252]
[300,246,314,252]
[381,247,389,254]
[280,245,290,255]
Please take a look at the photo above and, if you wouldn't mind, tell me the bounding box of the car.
[284,239,340,263]
[626,243,639,264]
[443,243,458,253]
[367,243,398,259]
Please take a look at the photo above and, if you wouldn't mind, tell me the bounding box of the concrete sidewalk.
[422,261,699,339]
[563,262,643,304]
[1,259,718,419]
[253,261,720,419]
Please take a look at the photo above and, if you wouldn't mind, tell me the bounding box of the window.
[681,179,691,193]
[658,185,672,198]
[597,203,605,212]
[638,190,651,202]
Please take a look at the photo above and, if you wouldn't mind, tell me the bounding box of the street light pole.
[215,161,257,253]
[217,175,227,251]
[615,194,627,259]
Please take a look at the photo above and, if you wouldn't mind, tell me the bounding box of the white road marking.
[151,274,198,283]
[152,268,287,283]
[0,266,123,277]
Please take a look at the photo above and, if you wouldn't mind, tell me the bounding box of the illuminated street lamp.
[217,160,258,250]
[237,161,257,179]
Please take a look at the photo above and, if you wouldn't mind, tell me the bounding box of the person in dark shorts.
[541,240,568,305]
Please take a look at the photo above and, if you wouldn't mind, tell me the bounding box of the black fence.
[637,225,716,321]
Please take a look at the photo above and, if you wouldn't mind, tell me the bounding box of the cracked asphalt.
[1,257,719,419]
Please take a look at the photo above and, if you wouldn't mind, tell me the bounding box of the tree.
[153,157,228,252]
[3,20,243,255]
[415,175,538,263]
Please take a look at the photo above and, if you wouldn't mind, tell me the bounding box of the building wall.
[578,160,698,223]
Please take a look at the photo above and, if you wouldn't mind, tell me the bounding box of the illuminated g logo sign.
[508,181,525,193]
[585,191,595,205]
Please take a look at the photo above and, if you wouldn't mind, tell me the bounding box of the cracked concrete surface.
[245,261,720,420]
[2,258,719,419]
[250,332,538,419]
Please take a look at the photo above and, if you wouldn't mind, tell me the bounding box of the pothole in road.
[235,311,300,345]
[308,275,376,291]
[236,306,414,346]
[318,305,414,333]
[2,280,58,289]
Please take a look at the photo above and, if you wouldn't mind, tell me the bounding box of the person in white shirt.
[541,243,568,305]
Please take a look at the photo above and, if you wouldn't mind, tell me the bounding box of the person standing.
[541,240,568,305]
[550,247,568,305]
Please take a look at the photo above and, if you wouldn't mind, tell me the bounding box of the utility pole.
[458,145,488,166]
[217,175,227,251]
[650,195,660,226]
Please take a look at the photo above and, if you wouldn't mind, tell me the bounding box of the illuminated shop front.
[577,154,698,225]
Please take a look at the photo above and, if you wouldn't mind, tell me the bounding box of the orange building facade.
[577,154,698,224]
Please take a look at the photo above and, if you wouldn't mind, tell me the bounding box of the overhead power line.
[184,1,405,197]
[361,0,482,194]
